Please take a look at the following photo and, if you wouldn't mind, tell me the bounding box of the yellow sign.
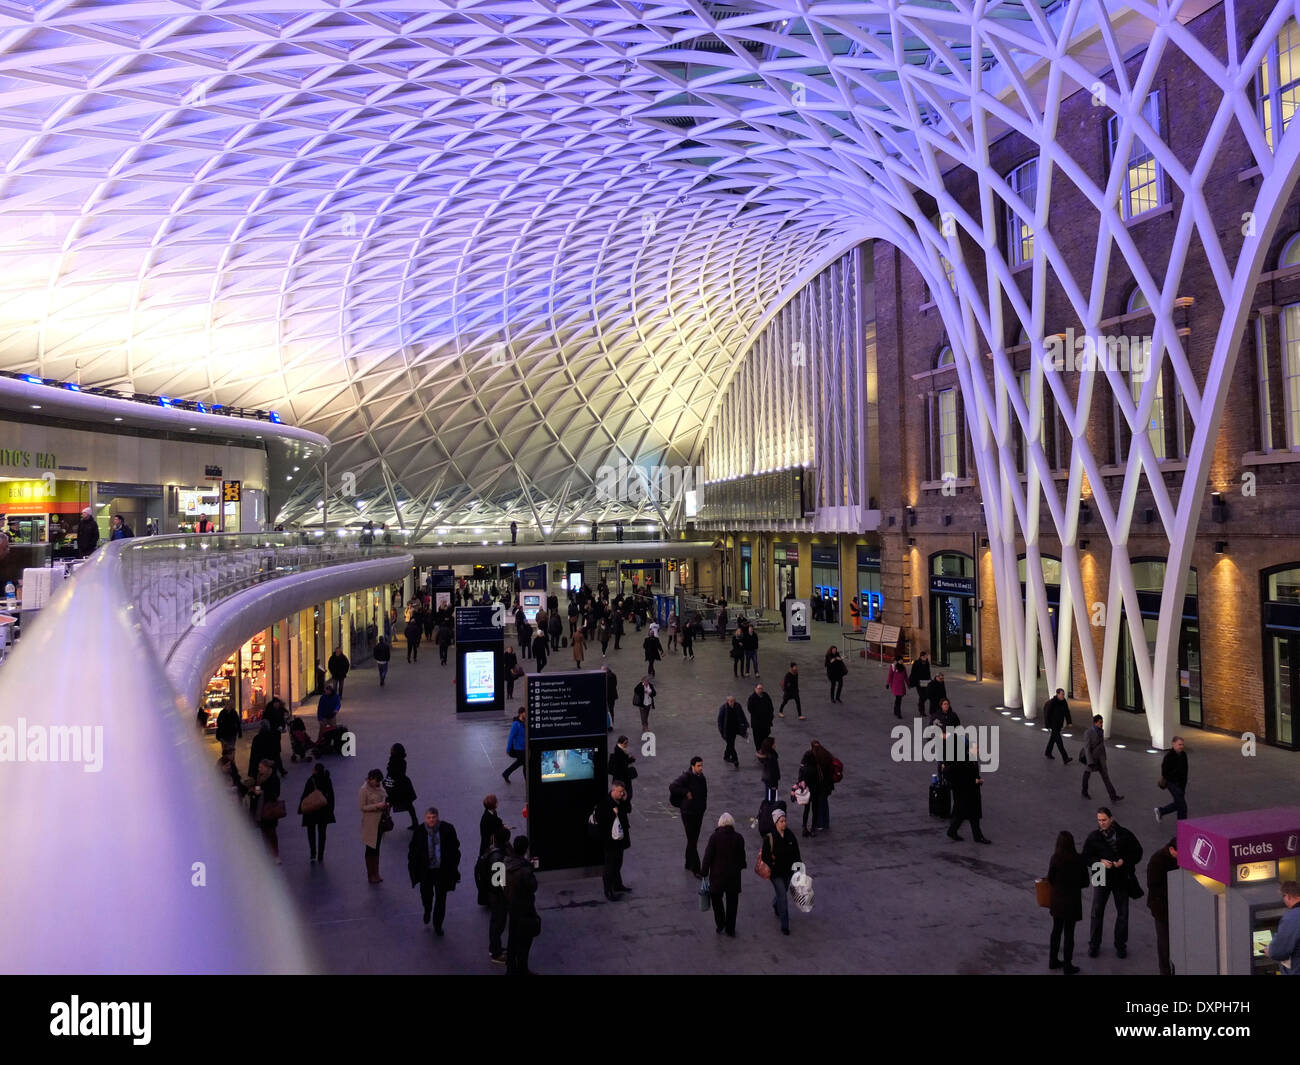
[223,480,241,503]
[1236,860,1277,882]
[668,560,677,572]
[2,479,80,503]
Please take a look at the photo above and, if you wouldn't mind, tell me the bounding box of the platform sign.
[786,598,810,641]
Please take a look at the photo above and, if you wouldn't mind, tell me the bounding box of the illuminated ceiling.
[0,0,1089,531]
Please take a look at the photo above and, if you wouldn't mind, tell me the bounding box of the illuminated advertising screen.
[539,747,596,782]
[464,650,496,704]
[522,593,541,624]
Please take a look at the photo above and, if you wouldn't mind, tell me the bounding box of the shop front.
[1,477,88,550]
[772,543,798,610]
[1261,563,1300,750]
[739,542,752,604]
[930,552,976,675]
[201,626,280,727]
[1115,559,1200,727]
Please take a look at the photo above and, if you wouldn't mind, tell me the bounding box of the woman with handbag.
[360,769,391,884]
[250,759,284,865]
[385,742,419,830]
[759,808,802,935]
[886,657,909,718]
[1046,830,1088,974]
[299,763,335,863]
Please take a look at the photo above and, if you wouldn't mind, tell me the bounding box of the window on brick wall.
[1258,17,1300,151]
[930,347,964,483]
[1114,362,1186,463]
[1107,92,1166,219]
[1283,303,1300,448]
[1004,160,1036,267]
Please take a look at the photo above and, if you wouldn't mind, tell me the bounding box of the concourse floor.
[219,622,1299,975]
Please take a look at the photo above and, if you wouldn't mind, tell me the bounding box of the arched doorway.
[1261,563,1300,749]
[929,551,975,675]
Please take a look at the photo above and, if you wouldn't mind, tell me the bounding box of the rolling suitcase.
[928,775,951,818]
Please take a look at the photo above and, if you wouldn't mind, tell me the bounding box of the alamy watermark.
[1041,327,1151,381]
[0,719,103,772]
[889,719,1000,772]
[594,461,704,504]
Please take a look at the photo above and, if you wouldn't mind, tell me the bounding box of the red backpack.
[830,755,844,784]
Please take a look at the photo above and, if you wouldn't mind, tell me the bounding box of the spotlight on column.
[979,537,989,548]
[942,514,952,526]
[1211,491,1227,523]
[906,505,917,527]
[1079,499,1092,524]
[1079,539,1090,551]
[888,515,896,527]
[1144,507,1155,524]
[1215,540,1229,555]
[907,537,917,547]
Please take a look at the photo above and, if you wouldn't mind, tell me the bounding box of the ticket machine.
[1170,807,1300,974]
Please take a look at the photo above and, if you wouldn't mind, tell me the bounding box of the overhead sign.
[222,479,241,503]
[930,575,975,596]
[205,464,223,478]
[455,604,506,644]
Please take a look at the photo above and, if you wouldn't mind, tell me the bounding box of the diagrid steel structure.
[2,1,1299,743]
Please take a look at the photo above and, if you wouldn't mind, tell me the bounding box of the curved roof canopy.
[0,0,1075,530]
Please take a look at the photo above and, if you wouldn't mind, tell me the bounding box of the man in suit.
[407,807,462,935]
[1082,715,1123,801]
[1082,807,1143,959]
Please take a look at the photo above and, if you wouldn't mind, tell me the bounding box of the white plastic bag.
[790,871,815,913]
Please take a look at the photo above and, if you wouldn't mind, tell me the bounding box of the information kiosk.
[1171,807,1300,974]
[525,670,607,871]
[519,563,547,625]
[454,605,504,714]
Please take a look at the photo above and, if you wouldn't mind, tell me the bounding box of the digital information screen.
[526,671,608,740]
[464,650,496,704]
[540,747,596,782]
[522,593,541,625]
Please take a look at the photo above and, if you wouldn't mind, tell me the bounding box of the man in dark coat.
[1043,687,1073,763]
[604,666,618,727]
[908,650,931,716]
[76,507,99,556]
[1155,737,1189,822]
[407,807,462,935]
[609,735,636,800]
[944,740,990,844]
[404,616,422,662]
[669,757,708,877]
[778,664,801,719]
[327,647,350,697]
[214,703,242,756]
[594,782,632,900]
[435,621,453,666]
[748,683,775,752]
[1082,807,1143,959]
[1146,836,1179,975]
[701,813,747,937]
[716,696,748,768]
[504,835,541,975]
[480,825,511,962]
[1082,715,1123,801]
[247,719,282,778]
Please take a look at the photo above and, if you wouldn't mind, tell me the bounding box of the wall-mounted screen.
[539,747,596,782]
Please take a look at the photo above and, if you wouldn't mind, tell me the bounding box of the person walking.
[642,629,663,677]
[327,647,350,699]
[1267,881,1300,974]
[597,616,611,656]
[609,735,637,801]
[215,701,242,760]
[758,736,780,802]
[250,759,283,863]
[571,626,586,669]
[633,675,656,732]
[504,835,541,975]
[908,650,932,717]
[404,615,423,662]
[748,682,775,753]
[760,808,802,935]
[503,645,518,698]
[406,807,462,935]
[927,672,949,713]
[797,746,824,837]
[1082,807,1143,959]
[374,635,391,686]
[1155,737,1189,823]
[1045,830,1087,974]
[515,607,531,660]
[247,718,281,779]
[681,617,695,659]
[612,609,625,651]
[502,707,527,783]
[594,781,632,901]
[299,763,335,864]
[809,739,837,832]
[360,768,391,884]
[825,646,847,704]
[886,657,909,718]
[435,620,452,666]
[945,740,991,844]
[1146,836,1179,975]
[531,625,549,670]
[669,757,708,877]
[730,628,745,678]
[779,663,803,720]
[481,825,512,962]
[547,610,563,653]
[702,813,747,937]
[1043,688,1073,763]
[385,743,419,830]
[716,604,728,639]
[1081,715,1124,802]
[717,696,748,769]
[742,624,759,677]
[479,794,506,860]
[510,520,518,545]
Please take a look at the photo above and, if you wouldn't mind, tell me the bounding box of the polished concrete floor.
[220,621,1298,975]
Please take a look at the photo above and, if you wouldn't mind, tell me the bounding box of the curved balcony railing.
[114,533,408,666]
